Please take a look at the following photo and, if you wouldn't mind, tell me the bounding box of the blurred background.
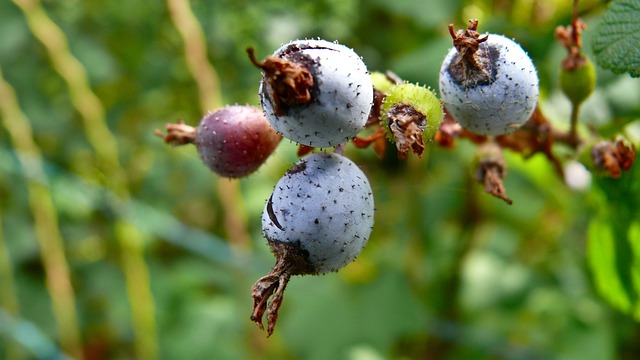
[1,0,640,359]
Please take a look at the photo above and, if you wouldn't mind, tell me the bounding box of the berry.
[559,56,596,106]
[555,18,595,107]
[251,151,374,336]
[381,83,443,158]
[248,39,374,148]
[158,105,282,178]
[439,19,539,136]
[196,105,282,178]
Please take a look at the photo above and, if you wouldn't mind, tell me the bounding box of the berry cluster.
[158,18,635,337]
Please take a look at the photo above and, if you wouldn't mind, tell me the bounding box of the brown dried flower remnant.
[250,242,314,337]
[475,142,513,205]
[447,19,492,87]
[154,120,196,145]
[387,104,428,159]
[554,0,587,71]
[247,47,314,116]
[592,139,636,178]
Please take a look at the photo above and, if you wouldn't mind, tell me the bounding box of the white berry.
[251,151,374,336]
[439,22,539,136]
[262,151,374,274]
[251,39,374,148]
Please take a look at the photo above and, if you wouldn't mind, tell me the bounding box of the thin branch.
[167,0,223,111]
[0,66,81,360]
[11,1,158,358]
[167,0,251,250]
[0,210,26,360]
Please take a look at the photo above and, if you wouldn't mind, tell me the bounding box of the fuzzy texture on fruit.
[262,151,374,274]
[439,33,539,136]
[251,151,374,336]
[560,56,596,106]
[256,39,374,148]
[381,83,443,158]
[195,105,282,178]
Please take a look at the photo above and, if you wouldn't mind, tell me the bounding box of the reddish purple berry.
[195,105,282,178]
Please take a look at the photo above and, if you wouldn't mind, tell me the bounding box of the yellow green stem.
[0,67,81,360]
[11,0,158,358]
[166,0,223,111]
[167,0,251,250]
[0,212,26,360]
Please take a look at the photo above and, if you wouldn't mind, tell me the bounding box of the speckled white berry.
[439,34,539,136]
[258,39,374,148]
[262,152,374,274]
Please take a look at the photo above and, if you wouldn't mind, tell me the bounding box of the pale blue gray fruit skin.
[262,152,374,274]
[259,39,374,148]
[439,34,539,136]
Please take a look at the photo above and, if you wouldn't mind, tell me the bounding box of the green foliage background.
[1,0,640,359]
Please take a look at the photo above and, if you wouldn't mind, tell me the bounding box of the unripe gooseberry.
[560,56,596,106]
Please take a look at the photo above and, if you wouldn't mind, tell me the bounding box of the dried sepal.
[247,47,314,116]
[352,127,387,159]
[387,105,427,159]
[251,241,313,337]
[475,142,513,205]
[155,120,197,146]
[447,19,491,87]
[592,138,636,178]
[381,83,443,159]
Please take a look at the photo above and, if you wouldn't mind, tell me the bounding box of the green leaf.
[587,219,633,314]
[587,161,640,320]
[592,0,640,77]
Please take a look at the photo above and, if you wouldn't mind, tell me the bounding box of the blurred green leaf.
[592,0,640,77]
[588,161,640,320]
[587,218,635,313]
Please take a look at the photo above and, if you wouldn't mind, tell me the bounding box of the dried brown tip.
[592,139,636,178]
[247,47,314,116]
[155,120,197,146]
[250,260,291,337]
[447,19,492,86]
[250,241,315,337]
[352,127,387,159]
[475,143,513,205]
[387,104,427,159]
[555,0,588,71]
[555,18,587,70]
[450,19,488,63]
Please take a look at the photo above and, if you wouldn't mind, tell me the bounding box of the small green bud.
[560,56,596,106]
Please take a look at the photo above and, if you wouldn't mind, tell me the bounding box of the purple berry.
[195,105,282,178]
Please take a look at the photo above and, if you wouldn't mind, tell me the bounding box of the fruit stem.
[247,47,315,116]
[568,102,582,148]
[155,120,197,146]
